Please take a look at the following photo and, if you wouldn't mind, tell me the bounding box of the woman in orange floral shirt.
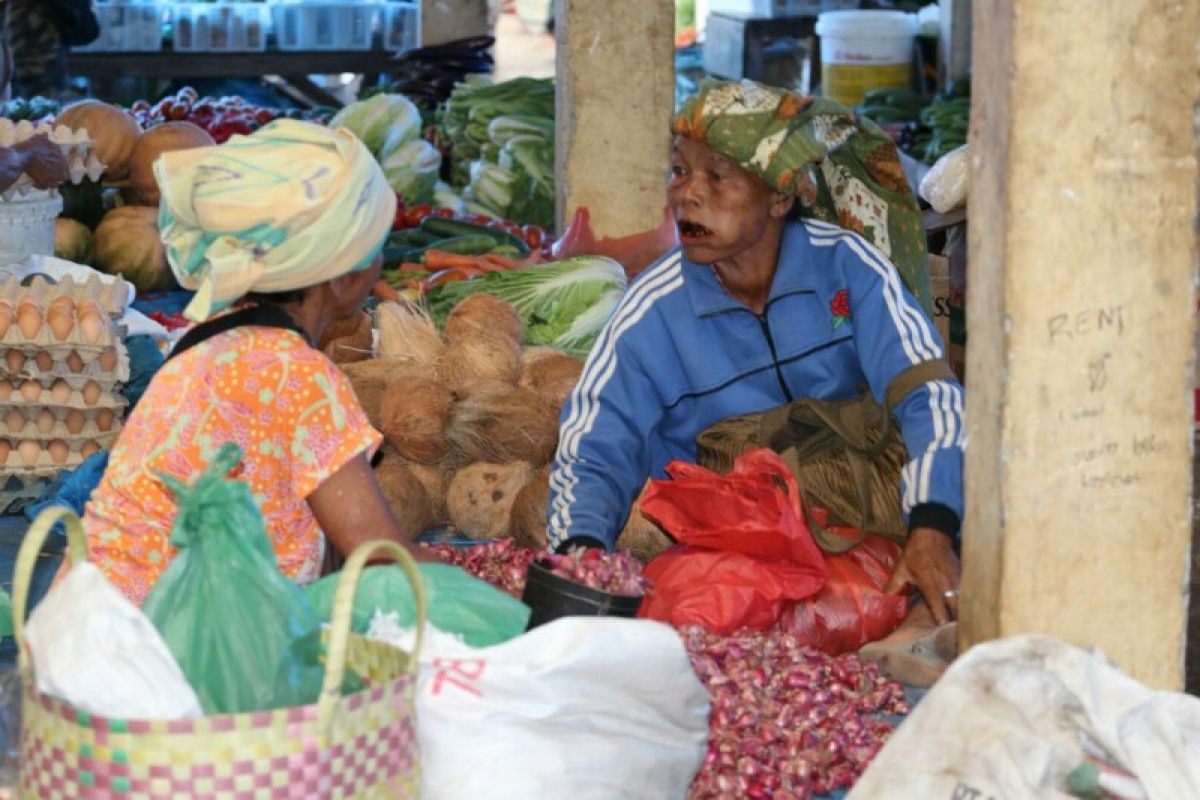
[82,121,427,604]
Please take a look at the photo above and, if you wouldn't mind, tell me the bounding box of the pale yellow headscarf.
[155,120,396,322]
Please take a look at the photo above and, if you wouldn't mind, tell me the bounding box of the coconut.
[444,293,523,346]
[407,463,448,522]
[340,358,423,430]
[446,461,534,540]
[617,484,674,562]
[374,455,436,538]
[321,311,373,364]
[320,312,370,349]
[445,386,561,467]
[376,300,444,368]
[519,352,584,414]
[509,465,551,549]
[520,346,562,370]
[435,331,521,395]
[378,376,454,464]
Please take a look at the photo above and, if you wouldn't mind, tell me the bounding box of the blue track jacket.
[547,219,965,551]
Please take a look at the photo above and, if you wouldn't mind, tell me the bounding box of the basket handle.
[317,540,427,721]
[12,507,89,674]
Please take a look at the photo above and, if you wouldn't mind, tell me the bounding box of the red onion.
[423,540,537,597]
[683,626,907,799]
[537,548,650,596]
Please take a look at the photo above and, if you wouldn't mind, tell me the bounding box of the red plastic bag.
[638,449,828,635]
[551,206,680,279]
[778,509,910,655]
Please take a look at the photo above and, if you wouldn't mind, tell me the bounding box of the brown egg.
[95,407,115,432]
[33,351,53,372]
[36,409,55,434]
[17,300,42,340]
[17,440,40,465]
[18,380,40,402]
[0,382,10,401]
[50,379,71,404]
[80,440,101,460]
[47,305,73,342]
[47,439,69,465]
[4,409,24,434]
[97,348,118,373]
[82,381,101,406]
[4,349,25,374]
[0,301,12,339]
[65,350,84,373]
[77,300,104,344]
[0,440,10,464]
[64,408,86,435]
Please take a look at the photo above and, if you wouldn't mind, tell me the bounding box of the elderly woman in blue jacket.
[546,79,964,627]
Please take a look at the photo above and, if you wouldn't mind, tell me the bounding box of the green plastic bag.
[305,562,530,648]
[142,444,324,715]
[0,589,11,638]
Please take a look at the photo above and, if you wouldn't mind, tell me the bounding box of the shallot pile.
[424,539,536,597]
[537,549,650,596]
[683,626,907,799]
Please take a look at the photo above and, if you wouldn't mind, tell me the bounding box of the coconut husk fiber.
[376,299,444,368]
[519,351,583,416]
[509,465,550,549]
[617,481,674,562]
[445,385,560,467]
[340,358,424,430]
[447,461,534,540]
[378,376,455,464]
[444,293,523,346]
[435,331,522,397]
[321,310,373,364]
[374,455,436,537]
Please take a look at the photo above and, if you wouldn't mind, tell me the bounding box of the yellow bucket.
[816,10,917,108]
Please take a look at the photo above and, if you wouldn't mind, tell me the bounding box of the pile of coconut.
[321,293,671,560]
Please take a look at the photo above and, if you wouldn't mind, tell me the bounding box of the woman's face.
[668,136,781,265]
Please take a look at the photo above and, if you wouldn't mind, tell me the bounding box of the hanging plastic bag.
[141,443,324,715]
[778,509,909,655]
[638,449,828,635]
[305,562,531,648]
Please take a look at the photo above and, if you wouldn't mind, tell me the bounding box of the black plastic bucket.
[521,559,644,630]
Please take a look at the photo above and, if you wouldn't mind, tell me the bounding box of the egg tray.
[0,341,130,385]
[0,273,127,318]
[1,385,127,414]
[0,424,119,455]
[0,471,55,516]
[0,369,127,399]
[0,119,104,199]
[0,307,121,353]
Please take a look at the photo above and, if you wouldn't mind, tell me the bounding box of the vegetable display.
[331,93,442,206]
[92,206,173,292]
[856,79,970,165]
[441,77,556,228]
[367,36,496,111]
[127,88,324,145]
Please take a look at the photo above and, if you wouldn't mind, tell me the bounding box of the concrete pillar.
[960,0,1198,689]
[555,0,675,237]
[422,0,491,47]
[937,0,970,85]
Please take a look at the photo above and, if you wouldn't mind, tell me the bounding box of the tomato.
[405,204,433,228]
[253,108,275,125]
[433,207,456,219]
[468,214,492,226]
[130,99,151,113]
[167,103,190,121]
[522,225,545,249]
[177,86,199,102]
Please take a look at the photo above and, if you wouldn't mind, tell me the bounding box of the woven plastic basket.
[13,506,425,799]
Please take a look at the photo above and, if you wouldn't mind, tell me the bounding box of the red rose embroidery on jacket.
[831,289,851,329]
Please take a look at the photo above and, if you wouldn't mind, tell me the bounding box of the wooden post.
[961,0,1198,689]
[555,0,675,236]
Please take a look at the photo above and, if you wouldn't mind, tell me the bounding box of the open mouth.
[677,220,713,240]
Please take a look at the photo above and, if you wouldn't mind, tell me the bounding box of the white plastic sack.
[918,144,969,214]
[23,563,202,720]
[849,634,1200,800]
[387,616,710,800]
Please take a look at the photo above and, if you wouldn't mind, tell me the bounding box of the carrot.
[398,262,428,273]
[372,280,401,302]
[423,249,485,271]
[423,267,481,290]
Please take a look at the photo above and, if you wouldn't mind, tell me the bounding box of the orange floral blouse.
[82,326,381,605]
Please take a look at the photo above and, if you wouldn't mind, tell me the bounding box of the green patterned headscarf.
[674,79,931,312]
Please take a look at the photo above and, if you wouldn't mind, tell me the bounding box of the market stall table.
[67,49,402,107]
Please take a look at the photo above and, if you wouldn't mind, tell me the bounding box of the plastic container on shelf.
[172,3,271,52]
[816,10,917,107]
[0,190,64,269]
[74,1,164,53]
[271,2,379,52]
[382,1,420,53]
[707,0,858,16]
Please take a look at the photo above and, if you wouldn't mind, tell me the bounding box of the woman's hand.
[884,527,961,625]
[308,451,439,565]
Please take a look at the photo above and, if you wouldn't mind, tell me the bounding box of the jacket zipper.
[756,310,794,402]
